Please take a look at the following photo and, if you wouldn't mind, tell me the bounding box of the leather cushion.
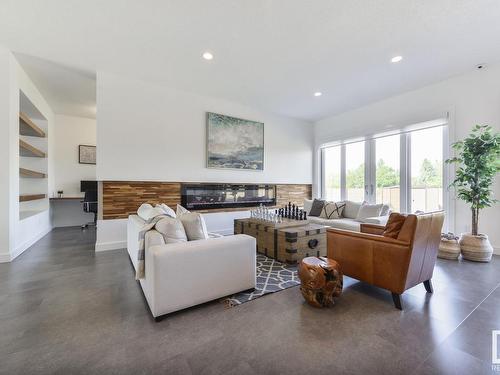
[309,199,325,217]
[382,213,407,239]
[320,201,346,219]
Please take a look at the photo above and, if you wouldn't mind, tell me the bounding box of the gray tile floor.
[1,227,499,375]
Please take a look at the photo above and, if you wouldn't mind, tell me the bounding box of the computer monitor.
[81,180,97,192]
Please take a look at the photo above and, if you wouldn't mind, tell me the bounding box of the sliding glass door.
[323,146,341,201]
[374,135,400,212]
[321,124,446,214]
[345,141,365,201]
[410,126,444,212]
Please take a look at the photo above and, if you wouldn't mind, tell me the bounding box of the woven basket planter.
[438,238,461,260]
[459,233,493,263]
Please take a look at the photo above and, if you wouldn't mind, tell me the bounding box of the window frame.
[319,118,452,231]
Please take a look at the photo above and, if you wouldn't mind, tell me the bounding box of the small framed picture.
[79,145,96,165]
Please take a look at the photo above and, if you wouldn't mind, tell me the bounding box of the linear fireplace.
[181,184,276,210]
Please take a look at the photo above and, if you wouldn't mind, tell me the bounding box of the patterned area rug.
[223,254,300,307]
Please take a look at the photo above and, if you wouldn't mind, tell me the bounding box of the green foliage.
[446,125,500,235]
[376,159,399,188]
[346,164,365,188]
[412,159,442,188]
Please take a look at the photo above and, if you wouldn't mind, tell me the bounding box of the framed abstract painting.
[206,112,264,170]
[79,145,96,165]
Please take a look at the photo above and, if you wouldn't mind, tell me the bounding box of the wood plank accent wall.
[276,184,312,207]
[102,181,181,220]
[102,181,312,220]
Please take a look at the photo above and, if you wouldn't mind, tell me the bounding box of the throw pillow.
[137,203,165,222]
[356,203,383,222]
[176,204,190,217]
[382,213,407,239]
[320,201,346,219]
[309,199,325,217]
[179,212,209,241]
[342,201,365,219]
[155,217,188,243]
[156,203,176,218]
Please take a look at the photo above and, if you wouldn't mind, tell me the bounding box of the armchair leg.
[391,293,403,310]
[423,280,433,293]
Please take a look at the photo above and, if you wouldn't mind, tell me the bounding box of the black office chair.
[82,189,98,229]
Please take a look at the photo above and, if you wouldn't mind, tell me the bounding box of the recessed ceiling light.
[202,52,214,60]
[391,56,403,63]
[314,92,322,97]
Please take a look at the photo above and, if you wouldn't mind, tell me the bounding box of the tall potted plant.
[446,125,500,262]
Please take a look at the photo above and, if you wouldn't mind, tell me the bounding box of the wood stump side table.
[298,257,343,308]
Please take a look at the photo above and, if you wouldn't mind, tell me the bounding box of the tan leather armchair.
[327,211,444,309]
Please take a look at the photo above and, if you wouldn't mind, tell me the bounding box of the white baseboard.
[95,240,127,252]
[12,226,52,261]
[0,226,53,263]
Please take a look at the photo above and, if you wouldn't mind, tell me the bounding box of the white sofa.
[127,215,256,319]
[303,199,390,231]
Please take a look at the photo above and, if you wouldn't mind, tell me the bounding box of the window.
[323,145,341,201]
[345,141,365,201]
[410,126,443,212]
[321,122,447,216]
[375,135,400,211]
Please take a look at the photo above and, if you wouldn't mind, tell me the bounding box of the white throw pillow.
[342,201,366,219]
[320,201,346,219]
[356,203,384,222]
[137,203,153,221]
[303,199,313,215]
[176,204,190,217]
[156,203,176,218]
[179,212,209,241]
[137,203,165,222]
[155,217,187,244]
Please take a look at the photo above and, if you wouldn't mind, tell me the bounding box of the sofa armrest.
[145,229,166,249]
[360,223,385,235]
[327,227,411,294]
[144,234,256,316]
[362,215,389,226]
[327,228,408,246]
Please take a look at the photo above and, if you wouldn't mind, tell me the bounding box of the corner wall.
[0,47,54,262]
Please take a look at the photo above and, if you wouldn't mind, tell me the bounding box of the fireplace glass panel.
[181,184,276,210]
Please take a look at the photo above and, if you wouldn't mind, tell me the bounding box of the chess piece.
[304,211,307,220]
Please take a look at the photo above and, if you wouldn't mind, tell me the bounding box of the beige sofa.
[303,199,390,232]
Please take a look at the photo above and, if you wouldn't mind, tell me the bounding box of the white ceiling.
[1,0,500,122]
[15,53,96,119]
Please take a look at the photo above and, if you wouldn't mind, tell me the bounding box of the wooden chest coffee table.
[234,218,327,265]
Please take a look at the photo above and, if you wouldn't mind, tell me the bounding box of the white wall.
[0,48,15,261]
[96,72,313,183]
[0,47,54,262]
[53,114,96,197]
[95,72,313,251]
[314,64,500,253]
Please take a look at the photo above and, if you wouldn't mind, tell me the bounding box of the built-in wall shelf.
[19,112,46,137]
[19,139,46,158]
[19,194,46,202]
[19,168,46,178]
